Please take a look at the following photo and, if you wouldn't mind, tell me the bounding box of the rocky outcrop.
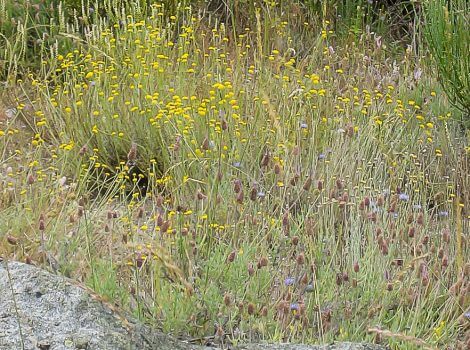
[0,261,387,350]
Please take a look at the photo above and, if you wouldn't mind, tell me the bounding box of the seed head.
[247,303,255,315]
[160,220,170,233]
[216,325,224,338]
[296,253,305,265]
[250,186,257,201]
[257,256,268,269]
[336,178,343,190]
[78,145,88,156]
[442,227,450,243]
[282,211,289,227]
[336,273,343,286]
[290,172,300,186]
[39,216,46,231]
[156,195,164,208]
[417,212,424,225]
[441,255,448,268]
[291,236,299,246]
[201,137,209,151]
[7,235,18,245]
[261,306,268,317]
[233,179,242,194]
[221,119,228,130]
[303,176,312,191]
[236,190,244,204]
[437,248,444,259]
[227,250,236,263]
[135,253,143,268]
[248,263,255,276]
[223,293,232,306]
[197,190,207,200]
[317,180,323,191]
[353,261,359,273]
[260,151,270,167]
[27,174,35,185]
[127,142,138,164]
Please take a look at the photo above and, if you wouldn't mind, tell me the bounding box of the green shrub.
[423,0,470,124]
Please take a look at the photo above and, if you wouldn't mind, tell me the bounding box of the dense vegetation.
[1,1,468,349]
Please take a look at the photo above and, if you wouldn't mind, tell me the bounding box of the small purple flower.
[399,193,409,201]
[290,303,299,311]
[284,277,295,286]
[233,162,241,168]
[257,191,266,198]
[413,204,422,210]
[438,211,449,218]
[318,153,326,160]
[300,122,308,129]
[464,311,470,320]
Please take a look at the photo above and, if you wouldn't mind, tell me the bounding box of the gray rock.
[0,261,387,350]
[0,261,200,350]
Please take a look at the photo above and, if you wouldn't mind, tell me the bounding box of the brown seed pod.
[248,263,255,276]
[227,250,236,263]
[247,303,255,315]
[156,195,164,208]
[201,137,209,151]
[260,152,270,167]
[137,206,144,219]
[290,172,300,186]
[250,186,258,201]
[223,293,232,307]
[296,253,305,265]
[303,176,313,191]
[336,178,343,190]
[79,145,88,156]
[197,190,207,200]
[442,228,450,243]
[317,180,323,191]
[127,142,138,163]
[233,179,242,194]
[236,190,244,204]
[417,212,424,226]
[27,174,35,185]
[7,235,18,245]
[160,220,170,233]
[261,306,268,317]
[258,256,268,269]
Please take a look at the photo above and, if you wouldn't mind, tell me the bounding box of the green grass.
[0,1,469,350]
